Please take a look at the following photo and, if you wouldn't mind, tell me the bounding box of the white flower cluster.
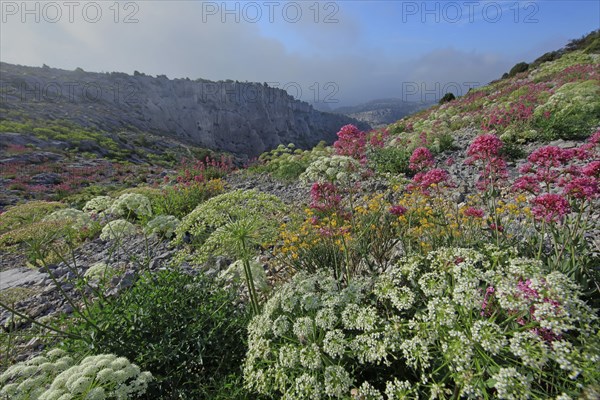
[100,219,137,241]
[218,259,269,293]
[84,262,114,281]
[109,193,152,219]
[39,354,152,400]
[244,247,600,399]
[0,350,152,400]
[300,155,362,184]
[144,214,180,239]
[0,349,74,400]
[43,208,93,230]
[83,196,114,215]
[244,272,387,399]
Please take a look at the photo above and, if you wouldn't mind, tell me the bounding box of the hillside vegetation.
[0,32,599,399]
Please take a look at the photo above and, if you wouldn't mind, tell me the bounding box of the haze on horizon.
[0,0,597,107]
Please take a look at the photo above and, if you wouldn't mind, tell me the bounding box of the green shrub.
[533,80,600,139]
[154,179,225,218]
[300,155,362,185]
[0,201,66,234]
[63,269,250,399]
[112,187,163,212]
[174,189,286,249]
[43,208,93,231]
[368,146,411,175]
[83,196,114,216]
[252,143,330,181]
[438,92,456,104]
[508,61,529,77]
[244,247,600,399]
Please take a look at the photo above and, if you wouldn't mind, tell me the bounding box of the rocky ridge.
[0,62,368,157]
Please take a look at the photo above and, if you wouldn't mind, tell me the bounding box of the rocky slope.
[0,62,367,157]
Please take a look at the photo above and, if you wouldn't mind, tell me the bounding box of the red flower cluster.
[409,147,434,172]
[531,193,571,223]
[389,205,407,216]
[463,207,485,218]
[466,134,508,191]
[333,124,367,164]
[309,182,342,213]
[482,102,534,131]
[513,140,599,202]
[411,168,452,193]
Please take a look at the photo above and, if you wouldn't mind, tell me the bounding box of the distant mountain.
[0,63,368,157]
[332,98,434,127]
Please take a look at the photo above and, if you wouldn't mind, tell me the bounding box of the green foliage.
[63,269,251,399]
[438,92,456,104]
[0,119,130,159]
[174,189,286,249]
[533,80,600,139]
[0,201,66,234]
[83,196,114,216]
[244,248,600,399]
[62,185,114,210]
[368,145,411,175]
[508,62,529,77]
[154,179,225,218]
[252,143,330,181]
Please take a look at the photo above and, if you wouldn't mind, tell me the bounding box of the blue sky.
[1,1,598,106]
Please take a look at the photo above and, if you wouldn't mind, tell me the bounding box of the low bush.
[174,189,286,250]
[0,201,66,234]
[63,269,250,399]
[533,80,600,140]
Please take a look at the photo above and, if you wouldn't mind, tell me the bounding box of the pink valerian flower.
[475,157,508,191]
[512,175,541,194]
[408,147,434,172]
[481,286,495,316]
[588,129,600,146]
[488,223,504,233]
[310,182,342,213]
[463,207,485,218]
[466,134,508,191]
[367,129,389,148]
[445,157,455,166]
[562,176,599,200]
[410,168,452,194]
[582,161,600,178]
[389,205,407,216]
[517,279,539,300]
[531,193,570,223]
[333,124,367,164]
[466,134,503,161]
[527,146,574,168]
